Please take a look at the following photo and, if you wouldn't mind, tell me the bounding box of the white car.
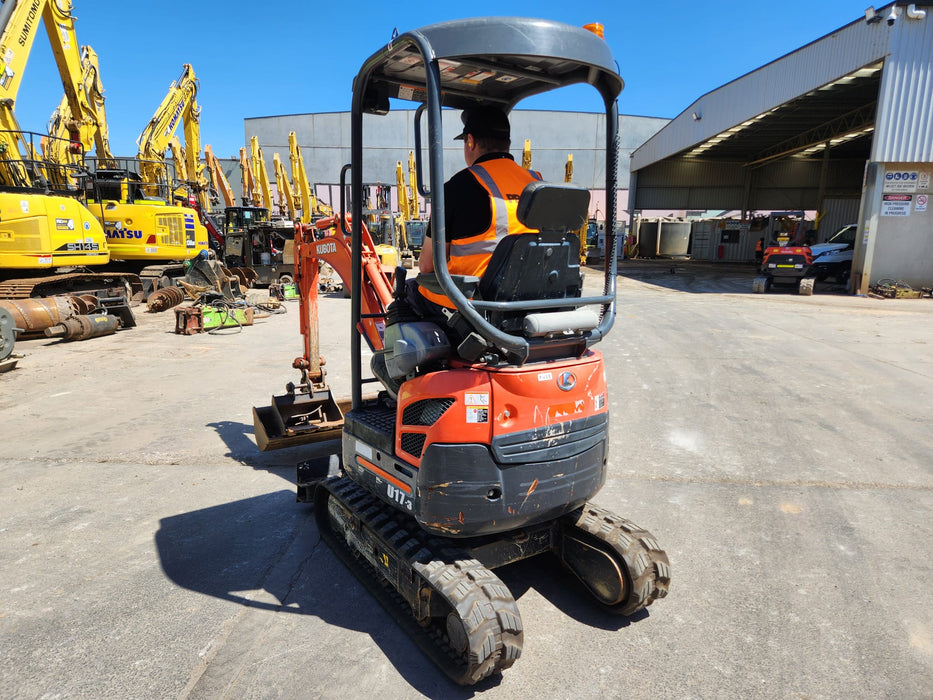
[810,224,856,284]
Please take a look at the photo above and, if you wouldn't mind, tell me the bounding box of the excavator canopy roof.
[357,17,623,113]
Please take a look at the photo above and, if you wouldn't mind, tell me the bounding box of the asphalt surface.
[1,260,932,699]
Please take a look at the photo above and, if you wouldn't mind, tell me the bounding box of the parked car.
[810,224,856,284]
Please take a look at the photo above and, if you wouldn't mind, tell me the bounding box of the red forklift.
[253,17,670,685]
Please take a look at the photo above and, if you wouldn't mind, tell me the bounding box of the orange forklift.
[253,17,670,685]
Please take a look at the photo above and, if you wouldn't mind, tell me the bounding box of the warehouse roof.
[630,2,931,173]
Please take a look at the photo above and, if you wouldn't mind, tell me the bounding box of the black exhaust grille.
[402,398,455,426]
[400,432,427,458]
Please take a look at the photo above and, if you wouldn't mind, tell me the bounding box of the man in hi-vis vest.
[414,106,542,315]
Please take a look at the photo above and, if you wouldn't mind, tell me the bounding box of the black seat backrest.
[478,231,581,303]
[477,182,590,334]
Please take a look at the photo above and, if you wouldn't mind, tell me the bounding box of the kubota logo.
[315,241,337,255]
[557,371,576,391]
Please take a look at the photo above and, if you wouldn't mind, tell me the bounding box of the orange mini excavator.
[253,17,670,685]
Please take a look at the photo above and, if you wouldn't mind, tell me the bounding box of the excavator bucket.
[252,388,348,451]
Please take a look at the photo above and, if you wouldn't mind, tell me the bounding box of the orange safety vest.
[420,159,542,308]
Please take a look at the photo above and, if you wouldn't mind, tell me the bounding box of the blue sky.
[14,0,865,158]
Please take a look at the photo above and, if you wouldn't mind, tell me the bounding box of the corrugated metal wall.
[633,157,867,211]
[243,110,669,205]
[873,14,933,162]
[819,198,861,241]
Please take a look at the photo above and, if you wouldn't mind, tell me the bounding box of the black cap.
[454,106,510,141]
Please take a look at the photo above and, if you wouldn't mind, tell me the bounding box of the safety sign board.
[881,194,912,216]
[884,170,919,193]
[916,194,928,212]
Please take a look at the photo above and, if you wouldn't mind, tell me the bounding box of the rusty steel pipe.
[44,314,121,341]
[0,297,76,336]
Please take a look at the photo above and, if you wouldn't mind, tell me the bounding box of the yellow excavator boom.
[273,152,295,220]
[136,64,208,208]
[239,146,256,206]
[288,131,321,223]
[407,150,419,220]
[250,136,273,212]
[0,0,109,189]
[204,144,235,209]
[45,45,114,170]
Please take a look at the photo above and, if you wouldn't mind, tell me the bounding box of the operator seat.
[476,181,589,332]
[464,181,599,363]
[372,181,597,397]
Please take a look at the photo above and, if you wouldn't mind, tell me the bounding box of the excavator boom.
[239,147,256,206]
[272,152,294,219]
[204,144,235,209]
[288,131,318,223]
[45,45,114,170]
[250,135,273,212]
[252,214,393,451]
[136,63,208,208]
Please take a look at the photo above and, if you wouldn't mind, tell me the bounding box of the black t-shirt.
[425,153,514,241]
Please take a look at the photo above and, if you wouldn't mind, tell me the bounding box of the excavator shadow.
[496,557,648,631]
[206,419,341,479]
[155,492,493,696]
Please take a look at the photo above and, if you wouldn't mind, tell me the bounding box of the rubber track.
[0,272,140,299]
[316,476,523,685]
[563,503,671,615]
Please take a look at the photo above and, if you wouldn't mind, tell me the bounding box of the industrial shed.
[630,1,933,292]
[242,110,668,221]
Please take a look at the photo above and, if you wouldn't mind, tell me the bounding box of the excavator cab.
[259,17,670,685]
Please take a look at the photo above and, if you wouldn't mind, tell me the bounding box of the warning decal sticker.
[465,392,489,424]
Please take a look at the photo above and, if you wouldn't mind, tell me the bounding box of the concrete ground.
[1,261,932,699]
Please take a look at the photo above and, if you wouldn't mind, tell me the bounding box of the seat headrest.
[516,182,590,232]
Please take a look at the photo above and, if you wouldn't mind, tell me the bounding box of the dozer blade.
[252,389,348,451]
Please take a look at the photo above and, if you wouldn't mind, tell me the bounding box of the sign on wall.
[884,170,920,193]
[881,194,912,216]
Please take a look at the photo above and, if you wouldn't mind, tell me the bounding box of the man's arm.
[418,236,435,273]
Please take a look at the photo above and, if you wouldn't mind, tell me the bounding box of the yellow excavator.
[79,64,215,292]
[0,0,139,300]
[135,64,207,204]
